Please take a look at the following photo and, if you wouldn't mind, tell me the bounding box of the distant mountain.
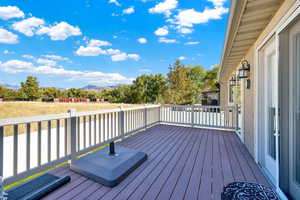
[0,83,117,92]
[81,85,117,92]
[0,84,20,90]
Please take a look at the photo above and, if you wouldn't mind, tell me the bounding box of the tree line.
[0,60,219,104]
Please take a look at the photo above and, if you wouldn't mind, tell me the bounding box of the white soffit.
[220,0,284,82]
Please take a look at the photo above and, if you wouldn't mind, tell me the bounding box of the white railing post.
[158,105,161,123]
[67,109,77,161]
[144,104,148,129]
[119,106,125,139]
[235,104,239,130]
[191,105,195,127]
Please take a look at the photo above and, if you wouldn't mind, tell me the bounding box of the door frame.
[257,37,279,186]
[264,40,278,182]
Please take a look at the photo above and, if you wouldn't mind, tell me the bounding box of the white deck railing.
[161,104,239,129]
[0,104,238,186]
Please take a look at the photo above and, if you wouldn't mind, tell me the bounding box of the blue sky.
[0,0,229,88]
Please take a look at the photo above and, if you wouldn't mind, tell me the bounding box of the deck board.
[39,125,271,200]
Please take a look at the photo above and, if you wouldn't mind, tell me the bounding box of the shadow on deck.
[42,124,270,200]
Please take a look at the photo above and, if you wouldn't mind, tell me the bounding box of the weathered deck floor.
[42,125,271,200]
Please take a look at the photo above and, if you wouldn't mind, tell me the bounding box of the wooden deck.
[42,125,271,200]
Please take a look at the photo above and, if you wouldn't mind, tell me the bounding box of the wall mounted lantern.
[238,60,250,79]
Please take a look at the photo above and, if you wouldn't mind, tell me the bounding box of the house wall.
[220,82,228,106]
[220,0,297,157]
[242,45,255,155]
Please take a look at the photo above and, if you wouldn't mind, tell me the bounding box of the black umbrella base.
[70,146,147,187]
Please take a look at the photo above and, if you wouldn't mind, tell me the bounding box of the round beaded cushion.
[221,182,279,200]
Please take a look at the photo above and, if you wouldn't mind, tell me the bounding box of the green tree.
[186,66,206,103]
[41,87,62,98]
[66,88,85,98]
[203,65,220,90]
[86,91,101,100]
[20,76,40,100]
[131,74,166,103]
[0,86,9,98]
[101,85,133,103]
[163,60,194,104]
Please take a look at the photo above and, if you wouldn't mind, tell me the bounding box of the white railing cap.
[0,113,70,126]
[0,105,160,126]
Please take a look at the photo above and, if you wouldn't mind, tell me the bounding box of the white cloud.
[76,39,139,61]
[43,54,70,62]
[75,46,107,56]
[123,7,135,15]
[36,22,81,40]
[111,53,140,62]
[128,54,140,61]
[108,0,121,6]
[0,59,134,85]
[208,0,227,7]
[149,0,178,17]
[184,41,200,45]
[0,28,18,44]
[178,56,186,60]
[36,58,56,66]
[12,17,45,37]
[21,54,70,64]
[174,7,228,27]
[106,48,121,55]
[111,53,128,62]
[0,6,24,20]
[137,38,147,44]
[88,39,111,47]
[158,37,176,43]
[76,39,140,61]
[178,27,193,34]
[154,27,169,36]
[75,39,117,56]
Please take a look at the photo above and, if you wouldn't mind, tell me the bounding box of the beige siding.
[220,81,229,106]
[243,45,255,156]
[219,0,297,157]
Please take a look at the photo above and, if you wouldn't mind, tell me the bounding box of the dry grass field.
[0,102,138,119]
[0,102,140,136]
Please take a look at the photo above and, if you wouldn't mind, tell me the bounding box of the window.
[228,81,241,104]
[229,85,234,103]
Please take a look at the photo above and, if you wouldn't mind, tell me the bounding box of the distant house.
[219,0,300,198]
[200,89,220,106]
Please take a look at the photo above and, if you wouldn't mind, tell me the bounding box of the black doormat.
[7,173,70,200]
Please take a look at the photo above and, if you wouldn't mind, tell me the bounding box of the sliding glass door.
[289,27,300,199]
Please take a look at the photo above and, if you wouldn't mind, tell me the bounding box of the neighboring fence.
[0,104,238,186]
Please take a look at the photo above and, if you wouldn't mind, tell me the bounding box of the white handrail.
[0,105,160,126]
